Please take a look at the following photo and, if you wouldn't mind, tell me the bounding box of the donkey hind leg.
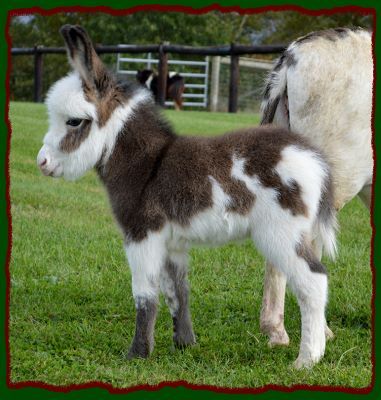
[358,183,372,211]
[260,237,332,347]
[253,232,328,368]
[311,238,334,341]
[125,232,167,359]
[260,262,289,347]
[160,250,196,348]
[293,266,327,370]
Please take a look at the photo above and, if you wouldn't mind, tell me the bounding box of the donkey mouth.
[40,165,62,178]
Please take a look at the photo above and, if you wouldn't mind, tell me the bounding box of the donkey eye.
[66,118,83,127]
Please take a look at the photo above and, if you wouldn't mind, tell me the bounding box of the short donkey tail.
[316,168,338,260]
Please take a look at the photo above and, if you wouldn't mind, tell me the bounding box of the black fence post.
[228,43,239,113]
[156,44,168,107]
[33,46,43,103]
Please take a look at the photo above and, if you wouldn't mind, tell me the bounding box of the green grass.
[9,102,372,388]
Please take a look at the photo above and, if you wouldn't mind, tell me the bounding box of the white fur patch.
[171,177,250,247]
[231,153,311,267]
[125,227,169,300]
[145,73,154,89]
[45,73,97,148]
[275,145,327,220]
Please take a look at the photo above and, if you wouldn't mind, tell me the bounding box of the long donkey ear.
[60,25,106,90]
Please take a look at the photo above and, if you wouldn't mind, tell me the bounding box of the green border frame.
[1,1,379,399]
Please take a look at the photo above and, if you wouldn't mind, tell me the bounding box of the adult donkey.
[260,27,373,346]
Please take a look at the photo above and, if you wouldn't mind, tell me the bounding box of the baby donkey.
[37,25,337,369]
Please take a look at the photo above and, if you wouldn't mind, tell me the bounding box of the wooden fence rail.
[11,43,285,112]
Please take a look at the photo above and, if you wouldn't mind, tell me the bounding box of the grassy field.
[9,102,372,389]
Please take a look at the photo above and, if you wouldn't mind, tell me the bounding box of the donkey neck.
[96,104,176,205]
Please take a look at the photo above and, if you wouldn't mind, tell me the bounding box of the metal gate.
[116,51,209,108]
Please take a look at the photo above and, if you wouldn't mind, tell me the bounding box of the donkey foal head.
[37,24,151,180]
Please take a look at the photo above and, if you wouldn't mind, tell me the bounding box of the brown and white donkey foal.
[37,25,337,369]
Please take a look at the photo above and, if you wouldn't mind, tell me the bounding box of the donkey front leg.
[160,250,196,348]
[125,231,167,359]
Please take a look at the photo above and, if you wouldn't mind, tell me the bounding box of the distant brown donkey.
[136,69,185,110]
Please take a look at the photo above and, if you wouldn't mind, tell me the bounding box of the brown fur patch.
[61,24,131,128]
[216,126,308,216]
[127,297,157,359]
[82,77,126,128]
[163,259,195,348]
[296,237,327,274]
[97,103,175,241]
[59,119,92,153]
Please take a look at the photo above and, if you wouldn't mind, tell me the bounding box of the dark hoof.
[127,340,151,359]
[174,332,196,349]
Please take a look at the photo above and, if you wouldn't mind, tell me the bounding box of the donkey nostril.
[40,158,47,167]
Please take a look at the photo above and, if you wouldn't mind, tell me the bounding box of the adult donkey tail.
[260,47,296,126]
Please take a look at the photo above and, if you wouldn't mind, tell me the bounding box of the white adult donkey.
[260,27,373,346]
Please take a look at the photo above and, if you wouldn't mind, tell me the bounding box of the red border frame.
[5,4,377,395]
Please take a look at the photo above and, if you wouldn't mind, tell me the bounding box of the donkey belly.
[172,207,251,247]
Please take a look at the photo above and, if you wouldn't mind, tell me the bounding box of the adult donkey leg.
[261,242,333,346]
[125,231,167,359]
[160,250,196,348]
[260,262,289,346]
[255,231,328,368]
[358,184,372,210]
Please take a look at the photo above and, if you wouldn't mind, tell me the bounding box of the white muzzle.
[37,145,63,177]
